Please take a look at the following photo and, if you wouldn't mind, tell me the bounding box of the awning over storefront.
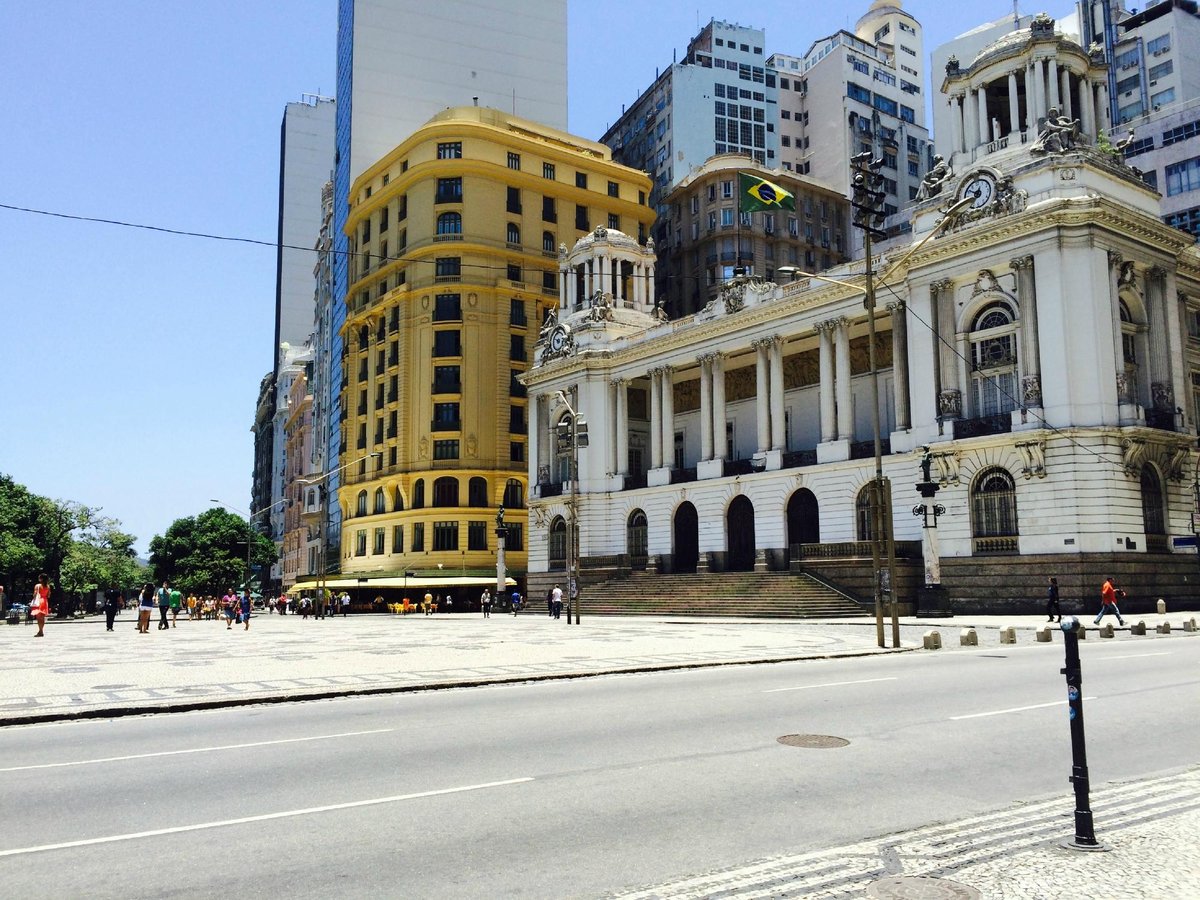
[290,574,517,592]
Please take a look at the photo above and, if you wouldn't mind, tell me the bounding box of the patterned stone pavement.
[611,767,1200,899]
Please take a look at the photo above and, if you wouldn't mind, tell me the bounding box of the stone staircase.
[580,571,869,619]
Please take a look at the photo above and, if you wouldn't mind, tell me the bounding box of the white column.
[1011,255,1041,409]
[615,379,629,475]
[1033,60,1046,124]
[769,337,785,451]
[818,323,836,442]
[647,262,656,307]
[712,353,727,460]
[1021,69,1032,131]
[649,368,663,469]
[755,340,770,453]
[888,302,910,430]
[1079,80,1094,140]
[1007,72,1019,136]
[612,258,622,303]
[1097,82,1110,131]
[567,264,577,309]
[1060,67,1072,119]
[631,262,642,307]
[1048,61,1061,112]
[559,264,567,308]
[602,255,613,296]
[955,333,970,416]
[965,89,979,151]
[699,356,714,460]
[834,318,853,441]
[528,392,540,486]
[951,96,964,154]
[584,258,593,297]
[977,84,990,144]
[661,366,675,468]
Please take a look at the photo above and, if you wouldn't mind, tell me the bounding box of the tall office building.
[274,95,336,374]
[602,19,778,231]
[330,0,568,573]
[770,0,931,221]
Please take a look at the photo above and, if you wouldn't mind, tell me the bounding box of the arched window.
[1141,466,1166,536]
[855,484,875,542]
[627,509,648,564]
[374,488,386,514]
[549,516,567,570]
[412,479,425,509]
[356,490,368,517]
[969,302,1019,417]
[1119,300,1140,402]
[971,467,1018,553]
[437,212,462,235]
[468,477,489,507]
[393,487,404,512]
[506,222,520,245]
[503,478,524,508]
[432,476,459,507]
[543,231,555,253]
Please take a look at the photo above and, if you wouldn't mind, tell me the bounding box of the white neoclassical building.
[524,17,1200,615]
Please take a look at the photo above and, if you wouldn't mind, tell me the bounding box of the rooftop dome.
[570,225,641,255]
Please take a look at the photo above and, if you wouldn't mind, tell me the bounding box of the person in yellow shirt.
[423,591,433,616]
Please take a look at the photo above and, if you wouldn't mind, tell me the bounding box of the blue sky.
[0,1,1036,553]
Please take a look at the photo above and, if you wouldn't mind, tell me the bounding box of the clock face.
[549,326,566,352]
[964,174,996,209]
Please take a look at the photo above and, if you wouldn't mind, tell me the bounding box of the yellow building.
[335,106,654,595]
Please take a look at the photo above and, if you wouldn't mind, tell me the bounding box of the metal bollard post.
[1060,617,1106,851]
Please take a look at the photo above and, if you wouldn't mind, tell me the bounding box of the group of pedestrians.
[1045,574,1127,626]
[479,589,521,617]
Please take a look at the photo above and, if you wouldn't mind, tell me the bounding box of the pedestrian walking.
[169,586,182,627]
[445,595,452,614]
[156,580,171,631]
[103,584,122,631]
[1046,576,1061,623]
[137,582,155,633]
[481,589,491,617]
[511,590,521,616]
[222,589,237,629]
[30,573,51,637]
[547,586,554,617]
[1094,575,1126,626]
[341,592,350,617]
[551,583,563,620]
[240,591,252,631]
[423,591,433,616]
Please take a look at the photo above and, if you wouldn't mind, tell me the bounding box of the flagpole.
[735,170,742,276]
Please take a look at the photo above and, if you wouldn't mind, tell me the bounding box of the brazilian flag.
[739,172,795,212]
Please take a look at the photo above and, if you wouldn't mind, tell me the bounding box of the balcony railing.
[1144,408,1180,432]
[431,419,462,432]
[1145,533,1170,553]
[955,414,1012,438]
[795,540,923,560]
[782,449,818,468]
[850,439,890,459]
[670,467,697,484]
[722,459,754,477]
[973,536,1019,555]
[541,482,564,497]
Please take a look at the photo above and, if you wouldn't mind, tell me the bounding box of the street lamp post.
[209,497,291,601]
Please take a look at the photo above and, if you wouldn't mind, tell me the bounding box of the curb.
[0,646,911,728]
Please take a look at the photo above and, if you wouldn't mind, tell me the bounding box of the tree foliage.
[148,507,276,595]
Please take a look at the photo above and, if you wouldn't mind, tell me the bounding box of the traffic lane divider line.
[0,777,535,857]
[0,728,395,772]
[949,697,1097,720]
[762,677,898,693]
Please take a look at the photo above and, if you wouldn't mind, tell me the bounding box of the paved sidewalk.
[1,607,1195,725]
[612,766,1200,899]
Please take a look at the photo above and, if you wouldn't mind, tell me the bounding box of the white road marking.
[950,697,1097,721]
[0,777,534,857]
[763,677,897,694]
[1096,652,1171,661]
[0,728,394,773]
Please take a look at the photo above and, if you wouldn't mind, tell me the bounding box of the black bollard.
[1060,617,1105,850]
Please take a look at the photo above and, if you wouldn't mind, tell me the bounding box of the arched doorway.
[786,489,819,549]
[726,495,756,571]
[627,509,648,570]
[673,502,699,573]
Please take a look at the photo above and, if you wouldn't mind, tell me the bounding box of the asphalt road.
[1,636,1196,898]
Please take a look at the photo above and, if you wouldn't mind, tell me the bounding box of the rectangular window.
[432,402,460,430]
[433,440,460,460]
[506,186,521,214]
[505,523,523,552]
[468,521,488,551]
[1163,121,1200,146]
[1148,60,1173,80]
[435,177,462,203]
[433,521,459,551]
[575,171,588,189]
[509,405,525,433]
[607,180,619,198]
[1116,74,1140,94]
[510,334,527,362]
[873,95,899,116]
[433,365,461,393]
[721,180,733,198]
[1166,157,1200,196]
[373,527,385,555]
[433,293,461,322]
[1147,34,1171,55]
[542,196,557,223]
[433,331,462,357]
[543,162,556,180]
[847,82,871,104]
[379,206,389,233]
[608,213,619,230]
[721,208,734,227]
[575,204,589,231]
[510,441,525,463]
[392,525,404,553]
[507,152,521,170]
[1152,88,1176,108]
[509,298,526,326]
[437,142,462,159]
[435,257,460,278]
[355,530,367,556]
[900,105,915,124]
[411,523,424,552]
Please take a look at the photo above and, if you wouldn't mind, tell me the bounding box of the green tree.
[59,517,142,608]
[149,508,276,595]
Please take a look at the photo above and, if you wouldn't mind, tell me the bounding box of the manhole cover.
[866,876,981,899]
[777,734,849,749]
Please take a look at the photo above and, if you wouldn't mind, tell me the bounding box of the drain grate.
[777,733,849,749]
[866,876,981,899]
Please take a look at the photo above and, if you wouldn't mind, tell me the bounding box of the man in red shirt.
[1094,576,1126,627]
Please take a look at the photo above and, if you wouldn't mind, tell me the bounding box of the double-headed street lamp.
[552,389,588,625]
[297,451,383,608]
[209,496,291,600]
